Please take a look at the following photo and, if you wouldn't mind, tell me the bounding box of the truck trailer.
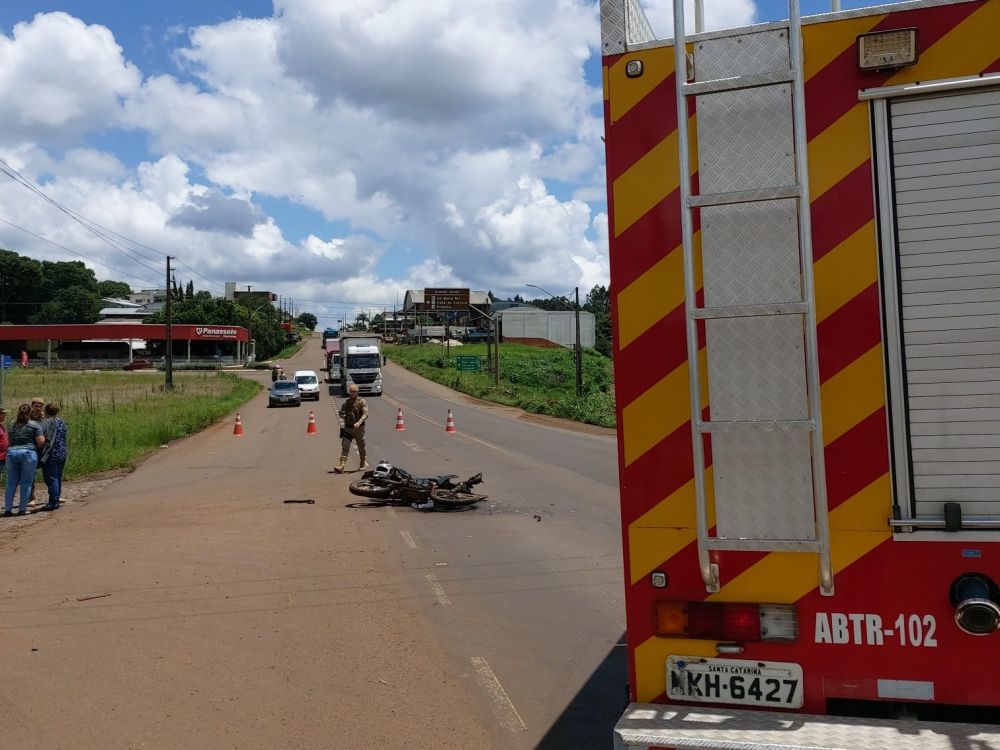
[325,339,340,384]
[601,0,1000,747]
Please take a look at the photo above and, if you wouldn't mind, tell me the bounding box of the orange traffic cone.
[233,412,244,437]
[394,408,406,431]
[445,409,457,434]
[307,411,317,435]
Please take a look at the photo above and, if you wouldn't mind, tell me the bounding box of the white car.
[293,370,321,400]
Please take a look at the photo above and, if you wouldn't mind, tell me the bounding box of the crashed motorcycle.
[348,461,487,510]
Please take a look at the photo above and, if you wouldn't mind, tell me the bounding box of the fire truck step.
[614,703,1000,750]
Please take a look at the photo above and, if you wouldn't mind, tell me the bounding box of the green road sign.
[455,355,480,372]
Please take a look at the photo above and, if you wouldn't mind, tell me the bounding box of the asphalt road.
[361,355,626,750]
[0,336,626,749]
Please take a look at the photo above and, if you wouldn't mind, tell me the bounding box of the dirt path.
[0,343,495,750]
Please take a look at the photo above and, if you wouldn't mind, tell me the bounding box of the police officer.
[335,384,369,473]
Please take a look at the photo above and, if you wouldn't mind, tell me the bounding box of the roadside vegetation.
[0,370,260,478]
[384,343,616,428]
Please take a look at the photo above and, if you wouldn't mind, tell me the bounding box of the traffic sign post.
[424,288,470,312]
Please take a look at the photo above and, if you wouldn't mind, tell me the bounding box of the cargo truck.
[601,0,1000,747]
[338,332,382,396]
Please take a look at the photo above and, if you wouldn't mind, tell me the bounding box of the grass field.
[0,370,261,478]
[384,342,616,428]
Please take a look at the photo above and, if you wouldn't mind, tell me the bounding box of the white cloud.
[274,0,598,138]
[0,12,140,144]
[640,0,757,36]
[0,2,626,305]
[60,149,127,181]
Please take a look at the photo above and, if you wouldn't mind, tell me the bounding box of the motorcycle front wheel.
[428,488,488,508]
[349,479,394,499]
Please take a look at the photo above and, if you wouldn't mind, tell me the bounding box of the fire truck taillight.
[655,602,797,642]
[951,574,1000,636]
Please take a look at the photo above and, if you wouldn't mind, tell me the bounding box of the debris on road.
[284,498,316,504]
[76,592,111,602]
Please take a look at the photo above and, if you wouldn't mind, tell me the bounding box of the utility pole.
[246,286,253,362]
[165,256,174,390]
[574,286,583,398]
[493,315,500,388]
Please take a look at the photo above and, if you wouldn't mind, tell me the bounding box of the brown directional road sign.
[424,288,470,311]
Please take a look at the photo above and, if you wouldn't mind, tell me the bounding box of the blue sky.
[0,0,909,323]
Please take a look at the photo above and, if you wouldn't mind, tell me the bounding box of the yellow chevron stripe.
[612,130,680,238]
[814,221,877,322]
[622,362,690,467]
[629,471,715,586]
[612,114,699,238]
[635,637,717,703]
[708,474,892,603]
[622,347,708,466]
[808,105,870,200]
[808,1,1000,200]
[609,46,675,122]
[802,14,886,80]
[618,247,684,351]
[628,345,885,582]
[617,232,703,351]
[821,345,884,444]
[633,475,892,700]
[886,1,1000,88]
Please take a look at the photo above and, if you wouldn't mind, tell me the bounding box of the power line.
[0,215,162,288]
[0,159,165,278]
[0,159,231,296]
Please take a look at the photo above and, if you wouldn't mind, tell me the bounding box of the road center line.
[399,530,417,548]
[470,656,527,733]
[425,573,452,606]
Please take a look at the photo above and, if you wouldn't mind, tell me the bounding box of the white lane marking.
[402,440,424,452]
[470,656,527,733]
[387,507,398,518]
[399,530,417,548]
[425,573,452,606]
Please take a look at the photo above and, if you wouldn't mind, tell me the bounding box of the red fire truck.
[601,0,1000,746]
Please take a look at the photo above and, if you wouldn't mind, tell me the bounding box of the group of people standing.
[0,398,69,517]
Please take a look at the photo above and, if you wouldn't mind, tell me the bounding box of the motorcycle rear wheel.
[429,488,488,508]
[349,479,394,499]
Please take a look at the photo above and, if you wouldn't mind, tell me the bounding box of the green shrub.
[0,370,260,478]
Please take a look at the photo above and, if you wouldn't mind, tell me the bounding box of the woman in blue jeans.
[40,402,68,510]
[3,404,45,517]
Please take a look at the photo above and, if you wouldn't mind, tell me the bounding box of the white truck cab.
[343,343,382,396]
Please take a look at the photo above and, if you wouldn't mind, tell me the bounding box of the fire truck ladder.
[672,0,833,595]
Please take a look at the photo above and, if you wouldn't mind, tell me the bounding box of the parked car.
[123,359,154,370]
[268,379,301,407]
[293,370,321,400]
